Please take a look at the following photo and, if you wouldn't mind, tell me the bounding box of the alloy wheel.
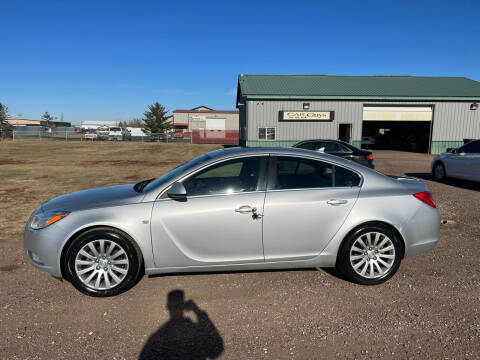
[74,239,129,290]
[349,232,395,279]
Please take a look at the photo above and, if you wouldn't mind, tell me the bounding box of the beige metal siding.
[247,100,480,142]
[247,100,363,141]
[173,112,239,131]
[432,102,480,141]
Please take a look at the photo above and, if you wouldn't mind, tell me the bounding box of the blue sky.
[1,0,479,124]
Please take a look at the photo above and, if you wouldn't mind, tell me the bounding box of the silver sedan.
[24,147,440,296]
[431,139,480,182]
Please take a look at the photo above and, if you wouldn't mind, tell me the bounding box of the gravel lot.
[1,142,479,359]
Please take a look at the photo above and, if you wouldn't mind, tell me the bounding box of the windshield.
[143,153,212,192]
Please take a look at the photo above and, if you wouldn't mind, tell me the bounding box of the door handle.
[327,199,348,206]
[235,205,256,214]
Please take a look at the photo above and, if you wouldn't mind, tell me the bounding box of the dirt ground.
[1,141,479,359]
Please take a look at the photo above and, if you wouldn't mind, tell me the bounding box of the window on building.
[258,127,276,140]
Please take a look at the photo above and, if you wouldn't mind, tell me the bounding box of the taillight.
[367,154,373,161]
[413,192,436,208]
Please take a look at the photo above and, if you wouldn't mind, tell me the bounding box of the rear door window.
[272,157,334,190]
[295,141,317,150]
[459,140,480,154]
[318,142,341,152]
[334,165,361,187]
[270,156,361,190]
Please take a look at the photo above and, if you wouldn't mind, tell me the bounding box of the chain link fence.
[12,126,82,141]
[11,127,193,143]
[10,127,239,146]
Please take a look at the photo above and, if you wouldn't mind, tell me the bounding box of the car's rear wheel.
[432,162,446,180]
[337,224,403,285]
[66,228,143,297]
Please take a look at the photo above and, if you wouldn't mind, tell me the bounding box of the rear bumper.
[401,203,440,259]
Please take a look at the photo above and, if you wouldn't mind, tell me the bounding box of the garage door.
[206,118,226,130]
[362,106,432,153]
[363,106,432,121]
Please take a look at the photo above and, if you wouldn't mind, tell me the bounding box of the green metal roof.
[237,75,480,101]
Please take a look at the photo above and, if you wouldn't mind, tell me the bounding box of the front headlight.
[29,211,70,230]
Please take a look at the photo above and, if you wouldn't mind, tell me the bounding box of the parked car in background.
[431,139,480,182]
[121,127,131,141]
[96,126,110,140]
[83,130,98,141]
[24,147,439,297]
[107,127,131,141]
[361,133,377,146]
[293,139,374,168]
[126,127,145,137]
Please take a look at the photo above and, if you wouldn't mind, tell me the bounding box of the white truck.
[97,127,131,141]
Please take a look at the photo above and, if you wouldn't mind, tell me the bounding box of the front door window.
[182,157,262,197]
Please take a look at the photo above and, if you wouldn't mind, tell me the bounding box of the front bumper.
[23,223,68,278]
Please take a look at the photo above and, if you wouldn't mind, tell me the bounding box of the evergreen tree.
[0,102,12,139]
[41,111,54,129]
[142,102,170,137]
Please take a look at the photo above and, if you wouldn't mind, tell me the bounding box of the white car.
[107,127,124,141]
[83,130,98,141]
[431,140,480,182]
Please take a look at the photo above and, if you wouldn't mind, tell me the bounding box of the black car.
[292,139,374,168]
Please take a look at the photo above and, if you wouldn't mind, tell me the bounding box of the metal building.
[170,106,239,144]
[236,75,480,153]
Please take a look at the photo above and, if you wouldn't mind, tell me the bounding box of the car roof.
[205,146,366,171]
[295,139,351,146]
[293,139,361,151]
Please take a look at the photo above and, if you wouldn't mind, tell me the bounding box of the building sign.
[189,114,207,121]
[279,111,334,122]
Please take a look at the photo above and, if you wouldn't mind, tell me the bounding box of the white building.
[80,121,118,130]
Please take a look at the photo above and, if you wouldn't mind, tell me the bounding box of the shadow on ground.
[406,172,480,192]
[139,289,224,360]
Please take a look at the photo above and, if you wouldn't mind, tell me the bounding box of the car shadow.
[405,172,480,192]
[138,289,224,360]
[148,267,351,284]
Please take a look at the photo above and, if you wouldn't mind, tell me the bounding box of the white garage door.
[206,118,226,130]
[363,106,432,121]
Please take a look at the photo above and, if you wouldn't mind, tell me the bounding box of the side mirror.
[167,182,187,199]
[317,147,325,153]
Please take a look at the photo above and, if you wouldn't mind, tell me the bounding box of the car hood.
[41,184,144,212]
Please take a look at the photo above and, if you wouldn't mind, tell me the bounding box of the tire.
[432,162,446,181]
[65,228,143,297]
[336,224,403,285]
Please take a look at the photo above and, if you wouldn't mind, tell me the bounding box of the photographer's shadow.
[139,289,224,360]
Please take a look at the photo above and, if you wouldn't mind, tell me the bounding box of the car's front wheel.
[65,228,143,297]
[337,224,403,285]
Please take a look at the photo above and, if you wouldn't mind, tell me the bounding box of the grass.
[0,140,220,239]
